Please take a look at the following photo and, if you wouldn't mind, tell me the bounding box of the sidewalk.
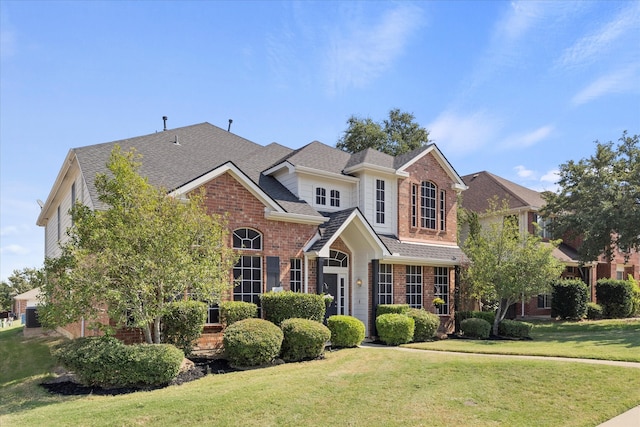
[359,343,640,426]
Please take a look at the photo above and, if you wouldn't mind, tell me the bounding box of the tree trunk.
[143,324,153,344]
[493,298,514,336]
[153,317,162,344]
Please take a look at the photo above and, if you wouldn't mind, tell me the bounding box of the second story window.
[421,181,436,229]
[330,190,340,207]
[439,189,446,231]
[411,184,418,228]
[316,187,326,206]
[376,179,385,224]
[233,228,262,250]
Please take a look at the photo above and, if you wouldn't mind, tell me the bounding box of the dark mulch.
[41,358,237,396]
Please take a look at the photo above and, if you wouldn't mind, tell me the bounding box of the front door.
[323,274,338,317]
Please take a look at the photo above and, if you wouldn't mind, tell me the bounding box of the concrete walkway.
[359,343,640,426]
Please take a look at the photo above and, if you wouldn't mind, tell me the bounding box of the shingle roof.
[280,141,352,175]
[73,122,321,217]
[345,148,395,170]
[461,171,545,213]
[308,208,360,252]
[379,235,466,263]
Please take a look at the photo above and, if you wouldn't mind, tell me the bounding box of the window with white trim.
[439,189,446,231]
[232,228,263,315]
[376,179,385,224]
[434,267,449,315]
[421,182,436,229]
[316,187,326,206]
[233,228,262,250]
[378,264,393,305]
[411,184,418,228]
[290,258,302,292]
[537,294,551,309]
[324,250,348,267]
[330,190,340,207]
[406,265,423,308]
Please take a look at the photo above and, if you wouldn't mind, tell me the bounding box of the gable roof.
[379,235,466,266]
[461,171,545,213]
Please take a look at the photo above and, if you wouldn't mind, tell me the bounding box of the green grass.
[2,319,639,427]
[406,318,640,362]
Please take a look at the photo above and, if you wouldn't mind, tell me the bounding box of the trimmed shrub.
[498,319,533,338]
[460,318,491,339]
[586,302,603,320]
[551,280,588,320]
[280,318,331,362]
[376,304,410,317]
[472,311,495,327]
[596,279,634,318]
[54,336,183,388]
[220,301,257,326]
[223,318,283,367]
[407,308,440,342]
[260,291,326,326]
[454,311,472,332]
[162,300,208,355]
[630,278,640,317]
[376,313,414,345]
[326,315,366,348]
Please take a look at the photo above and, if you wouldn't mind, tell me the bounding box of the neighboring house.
[13,287,42,319]
[37,122,468,345]
[460,171,640,317]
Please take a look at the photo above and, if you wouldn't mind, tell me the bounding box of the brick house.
[460,171,640,317]
[37,122,468,346]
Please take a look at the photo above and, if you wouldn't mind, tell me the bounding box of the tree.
[40,146,238,343]
[462,201,564,335]
[542,131,640,262]
[0,267,43,311]
[336,108,430,156]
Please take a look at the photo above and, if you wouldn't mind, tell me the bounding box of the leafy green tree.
[0,267,43,311]
[542,131,639,262]
[336,108,430,156]
[462,202,564,335]
[41,146,238,343]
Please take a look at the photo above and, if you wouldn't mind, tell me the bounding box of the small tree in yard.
[40,146,238,344]
[462,201,564,335]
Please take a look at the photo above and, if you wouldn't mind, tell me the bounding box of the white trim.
[37,150,77,226]
[343,162,409,177]
[264,209,326,225]
[296,165,360,183]
[262,161,295,177]
[382,254,460,266]
[397,145,467,191]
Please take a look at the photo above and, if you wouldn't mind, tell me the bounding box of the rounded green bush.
[280,318,331,362]
[326,315,366,348]
[162,300,208,355]
[460,318,491,339]
[586,302,603,320]
[407,308,440,342]
[219,300,257,326]
[498,319,533,338]
[376,313,415,345]
[54,336,184,387]
[223,318,283,367]
[260,291,326,326]
[376,304,410,317]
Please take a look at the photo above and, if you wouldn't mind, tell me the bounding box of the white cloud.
[556,3,640,70]
[325,4,424,95]
[514,165,535,179]
[0,244,30,256]
[501,125,554,149]
[0,225,30,236]
[427,110,502,155]
[571,64,640,106]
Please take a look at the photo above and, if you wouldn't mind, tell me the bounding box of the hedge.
[223,318,283,367]
[596,279,634,318]
[280,318,331,362]
[407,308,440,342]
[586,302,603,320]
[551,279,588,320]
[220,301,257,326]
[455,311,495,332]
[376,313,414,345]
[162,300,208,355]
[260,291,326,326]
[498,319,533,339]
[326,315,366,348]
[54,336,184,388]
[376,304,410,317]
[460,318,491,339]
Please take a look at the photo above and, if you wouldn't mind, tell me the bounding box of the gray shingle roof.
[379,235,466,263]
[308,208,360,252]
[345,148,395,170]
[280,141,352,175]
[461,171,545,213]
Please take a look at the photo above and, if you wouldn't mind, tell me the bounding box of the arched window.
[233,228,262,250]
[420,181,436,229]
[324,250,348,267]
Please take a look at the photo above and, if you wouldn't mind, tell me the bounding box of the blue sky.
[1,1,639,281]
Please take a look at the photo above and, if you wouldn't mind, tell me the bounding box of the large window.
[434,267,449,315]
[439,190,446,231]
[232,228,263,314]
[330,190,340,207]
[406,265,423,308]
[378,264,393,304]
[420,182,436,229]
[411,184,418,228]
[376,179,385,224]
[290,258,302,292]
[316,187,326,206]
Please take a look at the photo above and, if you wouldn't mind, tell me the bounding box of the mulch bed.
[41,358,237,396]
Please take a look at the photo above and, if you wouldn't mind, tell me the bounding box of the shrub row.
[375,305,439,345]
[460,318,491,338]
[220,301,257,326]
[455,311,495,332]
[596,279,635,318]
[498,319,532,338]
[260,291,326,326]
[54,336,184,388]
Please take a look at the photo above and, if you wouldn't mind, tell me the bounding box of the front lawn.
[406,318,640,362]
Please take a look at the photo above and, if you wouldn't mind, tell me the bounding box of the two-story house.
[460,171,640,318]
[37,122,468,344]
